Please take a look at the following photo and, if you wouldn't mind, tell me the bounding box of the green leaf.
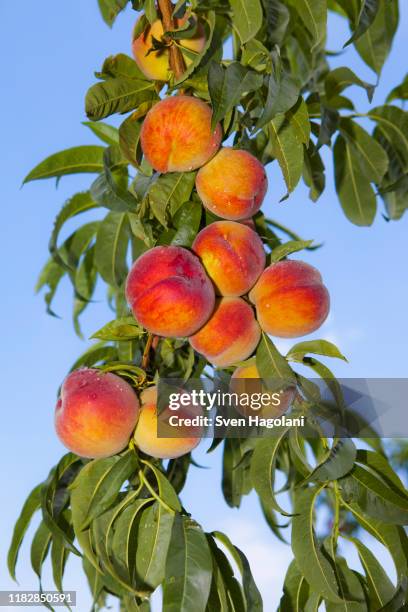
[386,74,408,103]
[95,211,130,287]
[82,121,119,145]
[31,521,52,579]
[163,514,213,612]
[325,67,375,103]
[92,317,144,341]
[98,0,128,27]
[135,502,175,589]
[229,0,263,43]
[340,465,408,525]
[292,0,327,51]
[86,78,158,121]
[256,71,300,129]
[250,428,292,516]
[355,449,408,498]
[308,439,356,482]
[339,118,388,183]
[208,62,263,128]
[303,141,325,201]
[346,536,395,608]
[170,200,202,247]
[287,339,347,362]
[8,484,42,580]
[23,146,105,183]
[73,246,97,337]
[368,105,408,172]
[256,332,296,387]
[222,438,253,508]
[279,560,309,611]
[292,486,342,602]
[148,172,196,227]
[206,536,246,611]
[119,114,143,167]
[268,113,304,195]
[51,532,71,592]
[212,531,263,610]
[344,0,380,45]
[49,192,99,270]
[333,134,377,226]
[82,450,139,529]
[71,456,119,570]
[354,0,399,75]
[91,170,138,213]
[270,239,314,263]
[263,0,290,47]
[70,341,118,371]
[287,97,311,146]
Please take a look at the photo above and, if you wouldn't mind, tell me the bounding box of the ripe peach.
[55,368,139,459]
[189,297,261,367]
[195,148,268,220]
[249,260,330,338]
[192,221,265,296]
[230,359,296,418]
[126,246,215,338]
[132,15,206,82]
[140,96,222,173]
[133,386,201,459]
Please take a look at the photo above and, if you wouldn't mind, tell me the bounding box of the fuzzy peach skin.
[192,221,266,296]
[189,297,261,367]
[140,96,222,173]
[126,246,215,338]
[230,358,296,418]
[195,148,268,220]
[55,368,140,459]
[132,15,206,81]
[134,386,202,459]
[249,260,330,338]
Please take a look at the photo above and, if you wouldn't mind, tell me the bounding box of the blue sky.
[1,1,407,609]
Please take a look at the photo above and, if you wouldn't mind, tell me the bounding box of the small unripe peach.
[132,15,206,82]
[249,260,330,338]
[189,297,261,367]
[196,148,268,220]
[140,96,222,173]
[134,386,201,459]
[192,221,265,296]
[55,368,140,459]
[230,359,296,418]
[126,246,215,338]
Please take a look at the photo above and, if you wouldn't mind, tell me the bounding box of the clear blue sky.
[1,1,407,609]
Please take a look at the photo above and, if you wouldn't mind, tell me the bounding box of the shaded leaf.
[8,484,42,580]
[229,0,263,43]
[268,114,304,195]
[95,211,130,287]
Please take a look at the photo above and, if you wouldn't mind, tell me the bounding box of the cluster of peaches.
[54,15,330,463]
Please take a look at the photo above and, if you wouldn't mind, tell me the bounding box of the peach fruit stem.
[157,0,186,80]
[141,333,156,370]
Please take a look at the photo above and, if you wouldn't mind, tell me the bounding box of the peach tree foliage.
[8,0,408,610]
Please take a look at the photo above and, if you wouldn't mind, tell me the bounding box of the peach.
[192,221,265,296]
[126,246,215,338]
[55,368,139,459]
[195,148,268,220]
[189,297,261,367]
[249,260,330,338]
[230,359,296,418]
[140,96,222,173]
[134,386,201,459]
[132,15,206,82]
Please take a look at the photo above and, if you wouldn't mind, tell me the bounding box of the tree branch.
[157,0,186,80]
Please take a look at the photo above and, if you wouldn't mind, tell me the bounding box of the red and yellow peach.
[189,297,261,367]
[133,386,201,459]
[249,260,330,338]
[140,96,222,173]
[132,15,206,82]
[126,245,215,338]
[55,368,139,459]
[195,148,268,220]
[192,220,265,296]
